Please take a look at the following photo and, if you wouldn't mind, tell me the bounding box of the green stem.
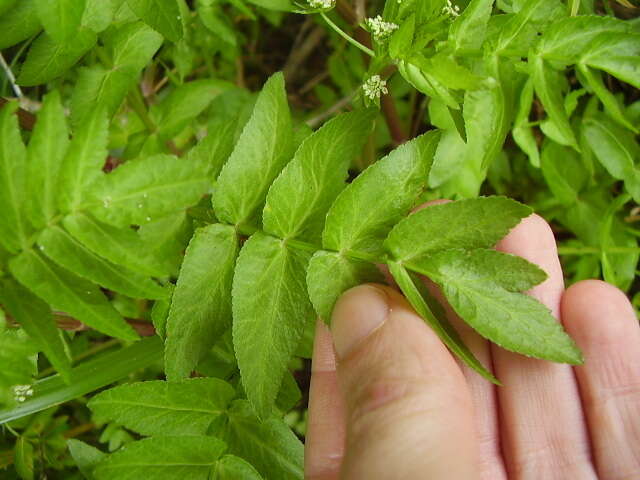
[320,12,374,57]
[37,339,119,379]
[127,88,157,134]
[0,337,162,424]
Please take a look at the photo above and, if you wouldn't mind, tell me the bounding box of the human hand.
[305,212,640,479]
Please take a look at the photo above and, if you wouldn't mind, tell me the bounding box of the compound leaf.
[88,378,235,436]
[37,226,168,300]
[232,233,314,419]
[425,260,583,364]
[93,436,226,480]
[17,29,97,86]
[71,22,163,124]
[35,0,86,43]
[0,278,71,383]
[87,154,209,227]
[26,90,69,229]
[0,103,29,253]
[385,197,531,261]
[323,131,440,257]
[407,249,547,293]
[62,212,168,278]
[58,107,109,212]
[165,224,238,380]
[215,455,264,480]
[217,400,303,480]
[9,250,138,341]
[126,0,183,42]
[68,439,106,480]
[306,251,384,322]
[0,0,41,50]
[388,262,497,383]
[448,0,494,53]
[213,73,292,230]
[263,109,376,243]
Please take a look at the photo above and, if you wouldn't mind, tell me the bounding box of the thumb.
[331,284,480,480]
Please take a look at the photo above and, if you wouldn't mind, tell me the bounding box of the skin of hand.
[305,211,640,480]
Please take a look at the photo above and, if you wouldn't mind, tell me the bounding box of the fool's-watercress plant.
[0,0,637,478]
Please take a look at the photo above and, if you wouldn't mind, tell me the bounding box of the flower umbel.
[442,0,460,17]
[12,384,34,403]
[362,75,388,100]
[365,15,399,41]
[308,0,334,9]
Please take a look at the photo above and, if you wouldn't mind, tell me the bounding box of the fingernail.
[331,284,390,359]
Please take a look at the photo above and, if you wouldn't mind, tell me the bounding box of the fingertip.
[562,279,638,348]
[330,284,391,360]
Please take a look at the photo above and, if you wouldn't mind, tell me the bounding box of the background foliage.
[0,0,638,478]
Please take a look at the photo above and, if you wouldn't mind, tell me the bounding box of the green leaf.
[8,250,138,341]
[512,78,540,167]
[0,102,29,253]
[385,197,531,261]
[0,329,36,407]
[71,22,163,124]
[126,0,183,42]
[462,81,508,173]
[88,378,235,436]
[151,287,172,338]
[583,115,640,202]
[198,0,237,46]
[578,65,637,133]
[37,226,168,300]
[0,337,162,424]
[448,0,494,53]
[35,0,86,43]
[579,32,640,89]
[306,251,384,322]
[26,90,69,229]
[232,233,314,418]
[14,437,34,480]
[82,0,115,32]
[429,129,467,188]
[323,130,440,257]
[493,0,564,56]
[540,140,588,205]
[58,107,108,212]
[86,154,209,227]
[0,0,41,49]
[389,13,414,59]
[0,278,71,382]
[422,256,583,364]
[407,249,547,293]
[536,15,631,64]
[17,29,97,86]
[62,213,168,278]
[217,400,303,480]
[68,439,106,480]
[213,73,292,230]
[93,436,227,480]
[156,79,232,138]
[165,224,238,380]
[388,261,497,383]
[263,110,375,243]
[531,55,578,150]
[186,124,237,181]
[215,455,264,480]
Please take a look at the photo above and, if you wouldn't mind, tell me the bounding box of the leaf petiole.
[319,12,374,57]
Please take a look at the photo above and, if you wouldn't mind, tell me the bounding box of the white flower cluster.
[442,0,460,17]
[365,15,399,41]
[13,384,34,403]
[362,75,388,100]
[308,0,334,9]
